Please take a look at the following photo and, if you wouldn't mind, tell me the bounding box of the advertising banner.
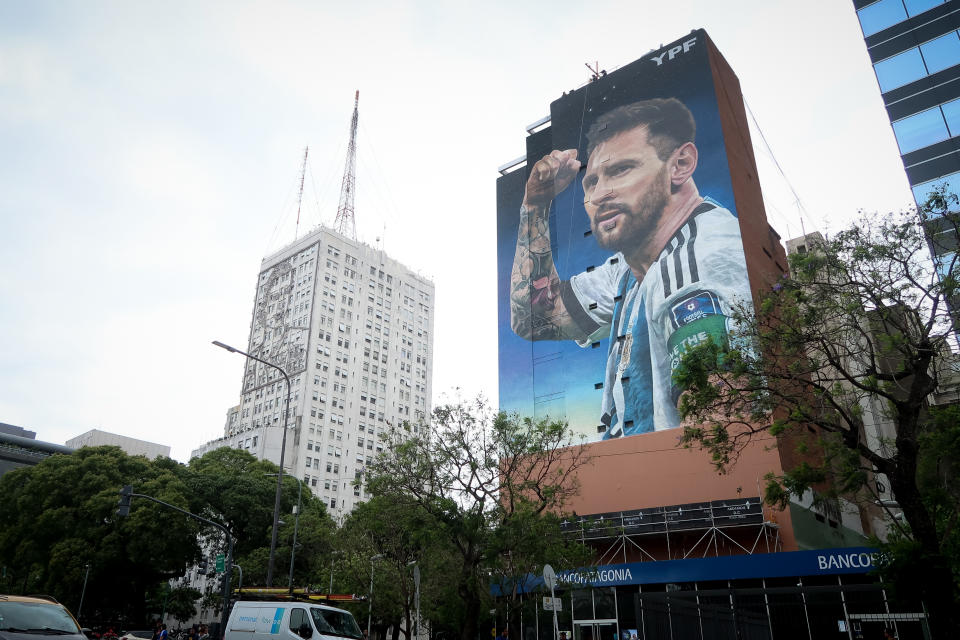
[497,30,754,442]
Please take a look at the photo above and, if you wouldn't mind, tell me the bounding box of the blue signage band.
[492,547,878,595]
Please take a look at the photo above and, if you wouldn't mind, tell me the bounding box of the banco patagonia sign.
[559,567,635,586]
[491,548,879,595]
[566,548,879,587]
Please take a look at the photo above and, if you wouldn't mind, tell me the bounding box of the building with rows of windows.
[191,225,434,519]
[855,0,960,282]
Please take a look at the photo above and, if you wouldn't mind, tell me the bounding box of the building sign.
[491,547,878,595]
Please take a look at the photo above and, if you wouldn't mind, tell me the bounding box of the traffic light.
[198,558,209,574]
[117,485,133,517]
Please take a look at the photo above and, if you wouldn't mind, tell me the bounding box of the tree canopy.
[0,446,200,625]
[675,200,960,637]
[0,405,594,637]
[364,398,593,640]
[0,445,336,628]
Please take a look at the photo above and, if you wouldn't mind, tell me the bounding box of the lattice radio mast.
[333,90,359,240]
[294,146,308,240]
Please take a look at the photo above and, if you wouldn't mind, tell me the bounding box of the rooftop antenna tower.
[294,146,308,240]
[333,91,359,240]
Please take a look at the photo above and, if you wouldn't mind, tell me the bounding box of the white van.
[225,600,363,640]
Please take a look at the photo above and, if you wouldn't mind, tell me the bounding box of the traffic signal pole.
[117,487,234,639]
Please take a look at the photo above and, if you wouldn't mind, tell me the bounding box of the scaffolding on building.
[561,497,782,564]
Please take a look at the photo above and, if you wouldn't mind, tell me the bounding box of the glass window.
[892,106,948,152]
[935,251,957,279]
[858,0,908,36]
[0,601,81,633]
[912,170,960,209]
[905,0,943,17]
[875,47,927,91]
[310,607,362,639]
[920,31,960,74]
[289,608,308,633]
[941,97,960,136]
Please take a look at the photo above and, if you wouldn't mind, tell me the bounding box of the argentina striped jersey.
[567,200,754,438]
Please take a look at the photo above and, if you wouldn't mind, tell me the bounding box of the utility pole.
[333,91,359,240]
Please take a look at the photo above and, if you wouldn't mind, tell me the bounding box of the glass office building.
[856,0,960,282]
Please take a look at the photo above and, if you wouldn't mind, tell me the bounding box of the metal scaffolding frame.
[562,497,782,563]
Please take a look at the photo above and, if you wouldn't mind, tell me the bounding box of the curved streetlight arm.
[213,339,292,588]
[125,491,234,640]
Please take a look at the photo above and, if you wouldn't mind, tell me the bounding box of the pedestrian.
[158,624,168,640]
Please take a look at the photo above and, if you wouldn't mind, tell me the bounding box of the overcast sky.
[0,1,913,461]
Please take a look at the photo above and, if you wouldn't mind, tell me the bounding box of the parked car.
[0,595,87,640]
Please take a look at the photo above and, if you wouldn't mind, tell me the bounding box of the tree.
[674,201,960,637]
[0,446,200,625]
[188,449,336,590]
[187,448,289,559]
[338,494,456,640]
[487,508,593,637]
[365,398,592,640]
[165,587,202,625]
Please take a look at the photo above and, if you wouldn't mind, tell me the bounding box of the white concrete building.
[66,428,170,459]
[193,225,434,519]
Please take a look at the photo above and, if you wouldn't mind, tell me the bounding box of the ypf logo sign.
[650,38,697,66]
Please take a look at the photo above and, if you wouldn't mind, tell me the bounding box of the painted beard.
[590,164,670,253]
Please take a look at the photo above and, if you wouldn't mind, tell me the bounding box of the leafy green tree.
[365,399,592,640]
[674,204,960,637]
[337,495,456,639]
[0,446,200,625]
[187,451,335,592]
[187,448,288,559]
[165,587,202,625]
[488,508,593,636]
[273,480,335,588]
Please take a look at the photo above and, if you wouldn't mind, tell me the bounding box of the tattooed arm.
[510,149,586,341]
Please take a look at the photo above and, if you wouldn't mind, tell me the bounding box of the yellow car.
[0,595,86,640]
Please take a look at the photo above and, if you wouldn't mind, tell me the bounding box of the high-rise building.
[492,30,924,638]
[854,0,960,282]
[194,226,434,519]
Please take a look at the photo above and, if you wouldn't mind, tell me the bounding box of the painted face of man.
[582,126,671,253]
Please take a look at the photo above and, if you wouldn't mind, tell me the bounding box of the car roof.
[233,601,349,614]
[0,595,64,605]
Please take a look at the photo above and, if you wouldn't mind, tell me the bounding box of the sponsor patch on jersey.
[670,290,722,329]
[667,314,729,404]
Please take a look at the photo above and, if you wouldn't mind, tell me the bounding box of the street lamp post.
[288,478,303,589]
[213,340,292,588]
[76,563,90,621]
[407,561,420,640]
[328,550,344,594]
[367,554,383,638]
[265,473,305,589]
